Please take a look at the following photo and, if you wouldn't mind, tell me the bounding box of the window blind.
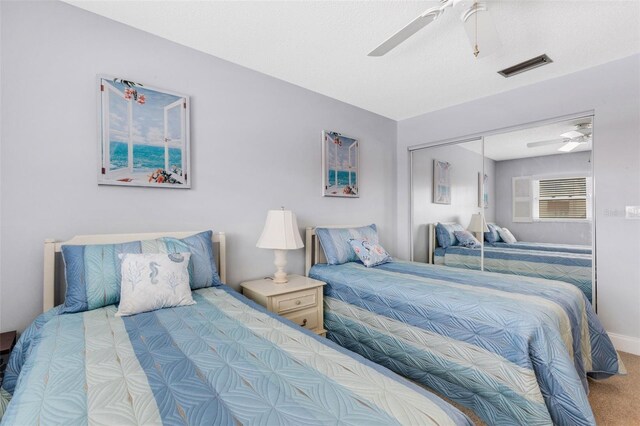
[538,177,587,219]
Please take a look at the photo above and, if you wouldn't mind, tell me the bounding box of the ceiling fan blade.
[558,141,582,152]
[527,138,566,148]
[368,8,441,57]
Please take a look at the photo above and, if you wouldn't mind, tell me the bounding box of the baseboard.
[608,332,640,356]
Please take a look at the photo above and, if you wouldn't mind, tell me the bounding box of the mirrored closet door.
[410,115,595,305]
[410,138,486,264]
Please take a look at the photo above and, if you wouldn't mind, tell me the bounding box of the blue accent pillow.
[453,230,481,248]
[348,238,392,267]
[435,223,465,248]
[316,225,378,265]
[484,223,502,243]
[61,230,221,313]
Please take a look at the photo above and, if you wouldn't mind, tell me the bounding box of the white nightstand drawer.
[283,307,319,331]
[272,289,317,314]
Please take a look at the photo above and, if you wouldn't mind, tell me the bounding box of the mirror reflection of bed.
[410,116,594,303]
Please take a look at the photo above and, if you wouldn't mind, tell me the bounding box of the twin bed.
[1,226,622,426]
[427,223,594,302]
[0,231,471,426]
[306,225,622,426]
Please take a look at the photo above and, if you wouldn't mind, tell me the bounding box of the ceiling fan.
[368,0,501,57]
[526,123,593,153]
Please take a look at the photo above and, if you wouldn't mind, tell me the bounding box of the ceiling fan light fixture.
[498,54,553,78]
[560,130,585,139]
[558,141,581,152]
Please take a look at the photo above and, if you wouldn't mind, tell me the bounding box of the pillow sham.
[453,230,481,248]
[61,230,220,314]
[116,253,195,317]
[498,227,517,243]
[316,225,378,265]
[484,223,502,243]
[348,238,392,267]
[435,223,465,248]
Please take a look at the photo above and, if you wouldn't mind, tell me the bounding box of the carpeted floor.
[431,351,639,425]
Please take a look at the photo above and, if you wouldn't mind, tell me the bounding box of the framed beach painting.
[98,76,190,188]
[433,159,451,204]
[322,131,359,197]
[478,172,489,208]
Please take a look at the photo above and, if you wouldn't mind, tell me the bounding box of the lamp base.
[272,249,289,284]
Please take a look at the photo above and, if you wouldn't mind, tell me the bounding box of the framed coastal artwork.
[322,130,359,197]
[433,159,451,204]
[98,76,190,188]
[478,172,489,208]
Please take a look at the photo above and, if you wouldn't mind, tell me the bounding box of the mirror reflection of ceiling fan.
[368,0,501,57]
[526,123,593,153]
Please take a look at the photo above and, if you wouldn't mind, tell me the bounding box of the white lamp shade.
[256,210,304,250]
[468,213,489,233]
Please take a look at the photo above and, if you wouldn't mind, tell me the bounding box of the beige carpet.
[431,351,639,425]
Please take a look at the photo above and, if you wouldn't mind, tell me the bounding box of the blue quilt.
[487,241,592,255]
[310,261,625,426]
[0,286,471,426]
[434,245,593,301]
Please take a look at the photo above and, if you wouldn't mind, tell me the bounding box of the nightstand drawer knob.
[296,300,301,305]
[301,319,307,326]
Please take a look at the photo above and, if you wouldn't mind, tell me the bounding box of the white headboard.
[427,223,437,264]
[43,231,226,312]
[304,225,365,276]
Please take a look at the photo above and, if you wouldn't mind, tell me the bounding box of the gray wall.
[494,151,592,245]
[411,143,495,262]
[396,54,640,346]
[0,1,397,332]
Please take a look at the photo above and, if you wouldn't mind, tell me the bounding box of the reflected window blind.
[538,177,587,219]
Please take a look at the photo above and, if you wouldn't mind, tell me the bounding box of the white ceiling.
[461,116,593,161]
[64,0,640,120]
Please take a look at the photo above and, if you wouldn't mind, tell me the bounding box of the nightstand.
[0,331,17,388]
[241,275,326,337]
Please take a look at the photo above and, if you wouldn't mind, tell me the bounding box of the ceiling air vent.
[498,54,553,78]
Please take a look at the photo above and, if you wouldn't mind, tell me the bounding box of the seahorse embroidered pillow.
[348,238,392,267]
[116,253,195,317]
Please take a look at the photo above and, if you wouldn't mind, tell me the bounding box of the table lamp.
[256,208,304,284]
[468,213,489,241]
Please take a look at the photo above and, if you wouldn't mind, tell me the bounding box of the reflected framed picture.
[322,130,359,197]
[433,159,451,204]
[98,75,190,188]
[478,172,488,208]
[433,160,451,204]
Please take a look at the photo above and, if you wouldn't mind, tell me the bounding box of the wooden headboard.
[304,225,365,276]
[43,231,226,312]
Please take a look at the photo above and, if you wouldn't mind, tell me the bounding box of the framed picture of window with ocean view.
[98,76,190,188]
[322,131,359,197]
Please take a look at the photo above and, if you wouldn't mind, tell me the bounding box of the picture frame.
[433,159,451,204]
[478,172,489,208]
[322,130,359,197]
[97,75,191,188]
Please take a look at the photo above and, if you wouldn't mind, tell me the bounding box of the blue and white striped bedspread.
[310,261,624,426]
[434,245,593,301]
[487,241,592,254]
[0,286,471,426]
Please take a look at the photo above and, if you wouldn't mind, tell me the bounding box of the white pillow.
[116,252,195,317]
[498,228,517,244]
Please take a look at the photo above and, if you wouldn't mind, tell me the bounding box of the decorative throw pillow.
[498,227,517,243]
[348,239,392,267]
[484,223,502,243]
[116,253,195,317]
[61,230,221,314]
[435,223,465,248]
[316,225,379,265]
[453,230,481,248]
